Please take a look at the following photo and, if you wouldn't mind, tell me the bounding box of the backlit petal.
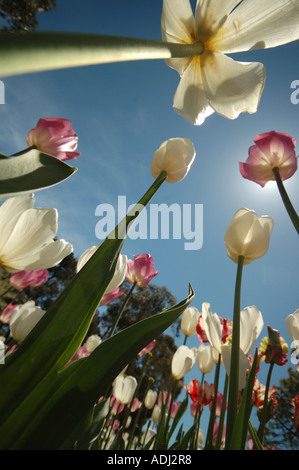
[209,0,299,53]
[161,0,196,44]
[195,0,241,38]
[201,52,266,119]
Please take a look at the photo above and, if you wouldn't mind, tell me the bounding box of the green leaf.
[228,349,259,450]
[0,148,77,199]
[248,420,264,451]
[167,394,188,443]
[0,284,193,449]
[0,32,204,77]
[75,400,110,450]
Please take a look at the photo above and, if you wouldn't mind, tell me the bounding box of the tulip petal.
[209,0,299,53]
[286,309,299,342]
[161,0,196,44]
[221,344,250,390]
[240,306,263,355]
[173,56,214,125]
[195,0,241,37]
[0,194,34,250]
[201,52,266,119]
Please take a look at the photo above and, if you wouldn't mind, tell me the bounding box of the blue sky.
[0,0,298,442]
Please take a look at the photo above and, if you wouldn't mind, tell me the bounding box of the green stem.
[257,362,274,445]
[0,32,205,77]
[107,282,136,339]
[215,374,229,450]
[272,167,299,235]
[225,255,244,449]
[205,353,221,449]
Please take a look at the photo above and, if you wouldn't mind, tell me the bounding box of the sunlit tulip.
[151,138,196,183]
[197,344,214,374]
[9,300,45,342]
[0,303,17,324]
[224,208,274,265]
[126,253,158,287]
[0,194,73,273]
[112,374,137,405]
[171,344,197,380]
[180,306,200,337]
[240,131,298,187]
[144,389,157,410]
[9,269,49,290]
[200,302,223,354]
[85,334,102,352]
[286,309,299,343]
[77,244,127,294]
[27,117,80,161]
[161,0,299,125]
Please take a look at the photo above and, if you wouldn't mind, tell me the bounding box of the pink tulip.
[100,286,124,305]
[138,339,156,357]
[126,254,158,287]
[0,303,18,324]
[27,117,80,161]
[9,269,49,290]
[130,397,142,413]
[239,131,298,187]
[170,401,181,419]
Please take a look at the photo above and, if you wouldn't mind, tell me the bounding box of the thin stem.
[205,353,221,449]
[215,374,229,450]
[257,362,274,444]
[107,282,136,339]
[225,255,244,449]
[272,167,299,235]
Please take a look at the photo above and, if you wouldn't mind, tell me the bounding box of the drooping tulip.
[161,0,299,125]
[180,306,200,337]
[126,253,158,287]
[112,374,137,405]
[27,117,80,161]
[224,208,274,265]
[240,131,298,187]
[151,137,196,183]
[171,344,197,380]
[9,300,45,342]
[0,194,73,272]
[9,269,49,290]
[77,244,127,294]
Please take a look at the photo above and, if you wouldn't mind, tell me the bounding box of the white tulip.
[151,404,162,424]
[197,344,214,374]
[112,374,137,405]
[286,309,299,342]
[0,194,73,272]
[171,345,197,380]
[144,389,157,410]
[85,334,102,352]
[9,300,45,342]
[151,138,195,183]
[224,208,274,265]
[180,306,200,337]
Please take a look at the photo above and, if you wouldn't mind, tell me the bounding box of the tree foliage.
[263,367,299,450]
[0,0,56,32]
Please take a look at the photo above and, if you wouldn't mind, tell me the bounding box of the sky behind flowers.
[0,0,298,437]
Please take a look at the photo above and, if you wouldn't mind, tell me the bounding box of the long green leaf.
[0,32,204,77]
[0,284,194,449]
[0,172,166,427]
[228,349,258,450]
[0,148,76,199]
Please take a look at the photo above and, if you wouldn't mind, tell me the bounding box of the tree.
[263,367,299,450]
[0,0,56,32]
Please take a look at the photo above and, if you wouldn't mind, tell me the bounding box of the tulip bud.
[9,300,45,342]
[151,404,162,424]
[151,138,196,183]
[112,374,137,405]
[224,208,274,265]
[144,389,157,410]
[180,306,200,337]
[171,345,197,380]
[197,344,214,374]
